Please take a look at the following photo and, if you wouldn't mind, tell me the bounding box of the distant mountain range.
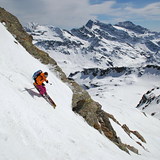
[25,20,160,69]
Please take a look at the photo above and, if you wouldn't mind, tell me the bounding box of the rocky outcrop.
[69,67,129,80]
[0,7,146,154]
[136,87,160,119]
[122,124,146,143]
[69,65,160,86]
[137,87,160,109]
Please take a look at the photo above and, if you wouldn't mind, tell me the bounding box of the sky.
[1,0,160,31]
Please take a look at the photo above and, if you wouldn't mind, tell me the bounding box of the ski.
[43,94,56,108]
[33,83,56,108]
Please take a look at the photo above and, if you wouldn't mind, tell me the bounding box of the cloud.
[42,0,92,28]
[89,1,117,14]
[2,0,93,28]
[1,0,123,28]
[125,2,160,20]
[1,0,160,31]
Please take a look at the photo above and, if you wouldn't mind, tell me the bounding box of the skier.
[33,71,49,96]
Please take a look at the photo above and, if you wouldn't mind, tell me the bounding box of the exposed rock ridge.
[69,65,160,79]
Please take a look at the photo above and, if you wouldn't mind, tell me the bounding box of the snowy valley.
[0,8,160,160]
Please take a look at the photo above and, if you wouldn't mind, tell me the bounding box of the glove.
[46,80,48,83]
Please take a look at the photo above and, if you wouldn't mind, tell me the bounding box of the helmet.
[44,72,48,77]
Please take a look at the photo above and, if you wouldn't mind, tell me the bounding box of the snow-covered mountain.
[1,8,160,160]
[25,20,160,75]
[25,20,160,120]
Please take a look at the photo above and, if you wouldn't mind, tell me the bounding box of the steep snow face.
[0,22,76,159]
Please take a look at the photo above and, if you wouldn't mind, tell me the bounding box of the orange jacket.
[35,72,48,85]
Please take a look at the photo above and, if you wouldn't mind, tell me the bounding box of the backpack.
[32,70,42,80]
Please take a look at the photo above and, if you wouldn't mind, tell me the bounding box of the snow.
[1,22,160,160]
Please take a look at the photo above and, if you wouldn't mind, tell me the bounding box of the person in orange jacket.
[34,72,49,96]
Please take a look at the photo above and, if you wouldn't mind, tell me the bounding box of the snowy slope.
[1,22,160,160]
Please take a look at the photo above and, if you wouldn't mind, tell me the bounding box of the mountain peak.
[116,21,135,27]
[85,19,113,29]
[115,21,148,34]
[85,19,99,29]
